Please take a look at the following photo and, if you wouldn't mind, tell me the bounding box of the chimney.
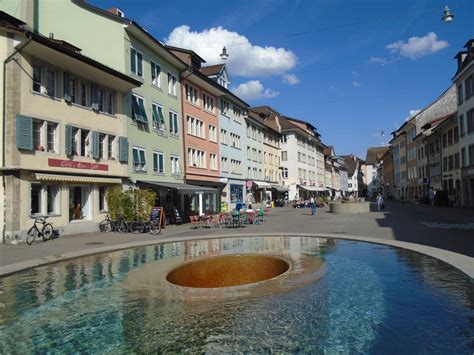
[455,51,467,70]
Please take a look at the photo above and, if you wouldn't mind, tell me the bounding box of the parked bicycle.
[99,215,129,233]
[129,219,161,235]
[27,217,54,245]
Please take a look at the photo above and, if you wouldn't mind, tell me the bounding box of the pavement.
[1,201,473,277]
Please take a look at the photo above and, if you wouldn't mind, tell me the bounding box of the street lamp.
[220,46,229,60]
[441,6,454,23]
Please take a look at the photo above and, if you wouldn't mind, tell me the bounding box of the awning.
[299,185,328,192]
[35,173,122,184]
[253,181,272,188]
[138,180,218,193]
[271,184,289,192]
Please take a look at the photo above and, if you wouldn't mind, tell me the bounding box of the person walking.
[376,193,384,212]
[310,196,316,215]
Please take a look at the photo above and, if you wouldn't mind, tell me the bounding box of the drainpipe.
[2,38,32,243]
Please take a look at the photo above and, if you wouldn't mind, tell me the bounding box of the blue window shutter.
[64,72,71,102]
[16,115,33,150]
[131,48,136,74]
[118,137,129,163]
[91,84,99,110]
[92,131,99,159]
[65,124,72,156]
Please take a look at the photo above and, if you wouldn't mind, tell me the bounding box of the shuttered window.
[130,47,143,77]
[16,115,33,151]
[153,151,164,173]
[131,94,148,123]
[132,146,146,172]
[169,110,179,135]
[152,103,165,131]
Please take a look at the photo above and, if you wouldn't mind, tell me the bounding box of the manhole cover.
[85,242,105,245]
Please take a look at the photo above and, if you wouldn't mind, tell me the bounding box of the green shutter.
[138,99,148,123]
[173,114,178,134]
[92,131,99,159]
[159,154,164,173]
[137,52,143,76]
[152,105,159,126]
[16,115,33,150]
[158,106,165,126]
[64,72,71,102]
[91,84,99,110]
[132,148,139,164]
[118,136,128,163]
[130,48,136,74]
[139,149,146,165]
[65,124,72,156]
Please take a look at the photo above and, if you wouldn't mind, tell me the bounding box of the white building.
[365,147,390,198]
[453,39,474,207]
[342,155,364,197]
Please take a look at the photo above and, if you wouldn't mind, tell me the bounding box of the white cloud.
[369,56,390,65]
[352,81,361,87]
[165,25,298,77]
[282,73,300,85]
[231,80,279,100]
[386,32,448,59]
[406,109,421,121]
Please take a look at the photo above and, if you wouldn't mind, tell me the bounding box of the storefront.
[137,180,219,223]
[298,185,328,200]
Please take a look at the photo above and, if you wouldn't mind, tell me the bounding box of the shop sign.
[246,180,253,189]
[48,158,109,171]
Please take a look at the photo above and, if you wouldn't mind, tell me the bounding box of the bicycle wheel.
[26,227,37,245]
[149,220,161,235]
[42,223,54,241]
[118,220,129,233]
[130,221,144,234]
[99,219,111,232]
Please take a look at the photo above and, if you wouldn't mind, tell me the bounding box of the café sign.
[48,158,109,171]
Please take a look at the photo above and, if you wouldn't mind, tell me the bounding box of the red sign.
[48,158,109,171]
[246,180,253,189]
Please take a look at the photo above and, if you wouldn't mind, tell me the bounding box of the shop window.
[31,184,59,216]
[69,186,91,221]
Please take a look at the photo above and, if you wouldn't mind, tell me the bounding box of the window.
[185,84,198,104]
[107,92,114,115]
[153,151,164,174]
[454,126,459,143]
[188,148,206,168]
[69,186,91,221]
[221,99,229,116]
[80,82,88,107]
[99,133,106,159]
[459,114,465,136]
[221,157,228,171]
[465,75,473,100]
[209,125,217,142]
[68,78,77,103]
[186,116,205,138]
[151,61,161,88]
[132,147,147,172]
[170,156,180,175]
[231,159,241,174]
[108,135,116,160]
[99,186,107,212]
[220,129,227,144]
[281,135,287,143]
[230,184,243,203]
[132,94,147,123]
[447,129,453,146]
[168,73,177,96]
[32,119,57,153]
[130,48,143,77]
[152,103,165,131]
[32,65,42,93]
[258,150,262,163]
[467,109,474,133]
[97,88,105,112]
[448,155,454,171]
[230,133,240,148]
[45,69,56,96]
[203,93,214,112]
[31,184,59,216]
[443,157,448,172]
[458,84,463,104]
[461,148,466,167]
[454,153,460,169]
[210,153,218,170]
[282,168,288,179]
[233,106,241,118]
[442,133,447,148]
[470,145,474,166]
[169,110,179,135]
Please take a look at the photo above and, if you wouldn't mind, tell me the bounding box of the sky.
[91,0,474,158]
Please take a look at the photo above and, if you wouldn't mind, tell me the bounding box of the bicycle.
[129,219,161,235]
[99,214,114,232]
[27,217,54,245]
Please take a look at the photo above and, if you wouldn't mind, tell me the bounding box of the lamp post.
[441,6,454,23]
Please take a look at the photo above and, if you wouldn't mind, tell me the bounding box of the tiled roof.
[365,147,390,165]
[200,64,225,76]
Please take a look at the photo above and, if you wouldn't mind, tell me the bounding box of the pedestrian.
[428,188,435,206]
[310,195,316,215]
[376,193,384,212]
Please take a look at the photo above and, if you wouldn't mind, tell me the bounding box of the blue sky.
[92,0,473,158]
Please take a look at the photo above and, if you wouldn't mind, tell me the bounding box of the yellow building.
[0,14,140,242]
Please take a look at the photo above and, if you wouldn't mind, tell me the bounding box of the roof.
[164,44,206,64]
[365,147,389,165]
[341,155,359,176]
[453,39,474,78]
[323,146,334,156]
[200,64,225,76]
[420,112,455,131]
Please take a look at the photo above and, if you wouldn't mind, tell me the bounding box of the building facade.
[453,39,474,207]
